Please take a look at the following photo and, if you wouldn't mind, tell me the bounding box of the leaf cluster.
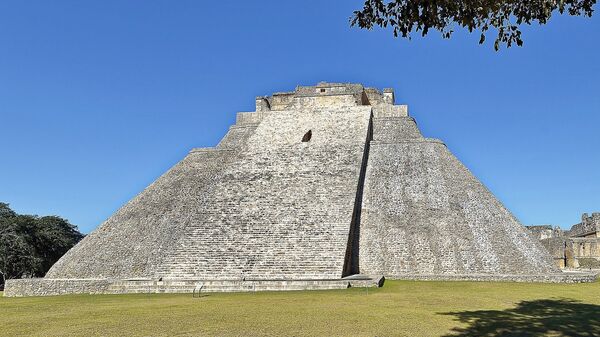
[351,0,596,50]
[0,203,84,289]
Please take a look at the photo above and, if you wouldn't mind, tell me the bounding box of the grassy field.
[2,280,600,336]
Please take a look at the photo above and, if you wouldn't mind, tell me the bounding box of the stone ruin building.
[5,82,594,297]
[527,213,600,269]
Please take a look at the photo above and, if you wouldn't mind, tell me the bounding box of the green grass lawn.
[2,280,600,336]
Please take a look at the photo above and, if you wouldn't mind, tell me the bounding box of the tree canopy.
[351,0,596,50]
[0,203,84,289]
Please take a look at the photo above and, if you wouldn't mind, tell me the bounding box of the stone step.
[103,277,386,294]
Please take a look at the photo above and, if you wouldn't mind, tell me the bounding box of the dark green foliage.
[0,203,83,289]
[351,0,596,50]
[0,202,16,218]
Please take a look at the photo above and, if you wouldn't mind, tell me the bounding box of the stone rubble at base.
[6,82,594,297]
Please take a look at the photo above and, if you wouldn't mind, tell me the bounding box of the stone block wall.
[526,225,560,241]
[570,213,600,238]
[46,148,239,279]
[359,112,558,276]
[371,116,421,142]
[43,83,377,283]
[4,279,113,297]
[156,106,372,280]
[538,237,570,268]
[570,238,600,259]
[218,125,259,148]
[527,213,600,269]
[44,109,261,280]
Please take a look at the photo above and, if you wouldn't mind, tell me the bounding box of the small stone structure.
[527,213,600,269]
[6,82,590,297]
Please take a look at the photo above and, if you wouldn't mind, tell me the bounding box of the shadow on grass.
[440,298,600,336]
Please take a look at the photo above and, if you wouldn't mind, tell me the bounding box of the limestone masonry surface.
[527,213,600,269]
[5,82,589,297]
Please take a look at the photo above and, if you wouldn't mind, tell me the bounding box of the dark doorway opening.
[302,130,312,142]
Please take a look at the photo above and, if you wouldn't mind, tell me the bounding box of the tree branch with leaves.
[351,0,596,50]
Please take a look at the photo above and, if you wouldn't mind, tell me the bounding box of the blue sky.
[0,1,598,233]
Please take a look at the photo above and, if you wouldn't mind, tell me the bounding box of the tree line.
[0,203,84,290]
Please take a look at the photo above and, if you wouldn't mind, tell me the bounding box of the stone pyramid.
[6,83,568,296]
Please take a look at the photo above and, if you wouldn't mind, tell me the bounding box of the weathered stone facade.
[6,82,577,297]
[570,213,600,238]
[527,213,600,269]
